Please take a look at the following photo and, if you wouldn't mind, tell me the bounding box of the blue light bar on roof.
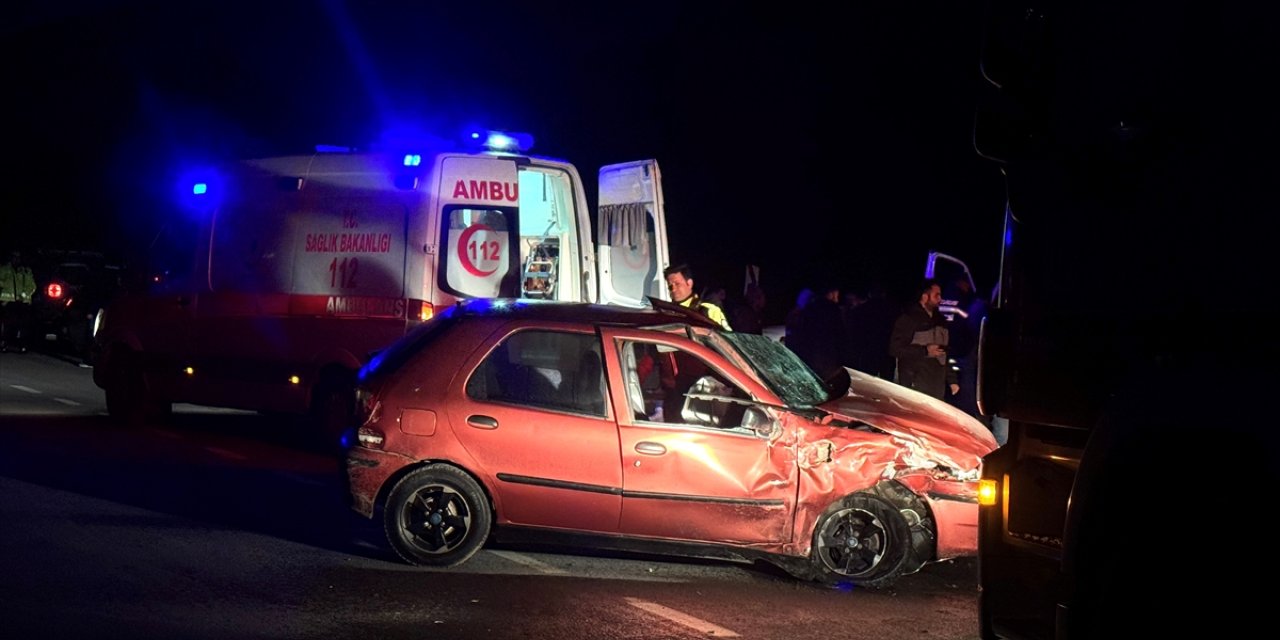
[466,129,534,154]
[403,154,421,167]
[192,183,208,195]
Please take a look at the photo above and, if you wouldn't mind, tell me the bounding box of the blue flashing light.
[464,129,535,154]
[338,427,356,451]
[488,132,517,150]
[176,167,222,217]
[403,154,422,167]
[358,350,386,383]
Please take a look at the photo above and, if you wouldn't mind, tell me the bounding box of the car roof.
[449,299,721,329]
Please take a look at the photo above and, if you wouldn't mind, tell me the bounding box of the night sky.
[3,1,1006,320]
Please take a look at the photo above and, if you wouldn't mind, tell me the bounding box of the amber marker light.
[978,479,998,506]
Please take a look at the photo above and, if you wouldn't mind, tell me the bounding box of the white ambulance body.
[93,134,670,433]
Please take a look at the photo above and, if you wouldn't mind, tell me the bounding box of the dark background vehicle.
[973,1,1277,638]
[30,250,124,362]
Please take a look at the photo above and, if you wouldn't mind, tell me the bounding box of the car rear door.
[445,323,622,533]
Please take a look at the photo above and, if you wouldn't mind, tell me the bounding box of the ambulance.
[92,130,670,436]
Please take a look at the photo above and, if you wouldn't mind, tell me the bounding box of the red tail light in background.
[46,283,64,299]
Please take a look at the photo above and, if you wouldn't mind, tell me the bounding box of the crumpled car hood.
[817,368,998,470]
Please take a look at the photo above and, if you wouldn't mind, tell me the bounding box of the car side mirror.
[741,406,781,440]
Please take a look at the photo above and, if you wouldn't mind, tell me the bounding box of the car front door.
[600,327,797,545]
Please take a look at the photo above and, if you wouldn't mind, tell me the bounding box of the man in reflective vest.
[0,250,37,352]
[663,263,731,330]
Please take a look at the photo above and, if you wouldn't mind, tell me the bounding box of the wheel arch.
[863,479,938,571]
[373,459,498,523]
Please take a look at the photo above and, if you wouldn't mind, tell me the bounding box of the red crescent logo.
[457,224,499,277]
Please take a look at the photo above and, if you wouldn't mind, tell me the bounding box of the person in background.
[639,264,729,423]
[944,275,988,427]
[889,279,958,400]
[784,287,813,349]
[729,283,766,334]
[0,250,37,353]
[664,264,731,330]
[700,284,728,311]
[795,282,846,382]
[845,282,898,378]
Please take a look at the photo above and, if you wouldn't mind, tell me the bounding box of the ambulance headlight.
[92,308,106,338]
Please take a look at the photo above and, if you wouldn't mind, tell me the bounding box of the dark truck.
[973,1,1277,638]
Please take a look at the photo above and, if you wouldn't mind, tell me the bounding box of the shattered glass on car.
[710,332,828,408]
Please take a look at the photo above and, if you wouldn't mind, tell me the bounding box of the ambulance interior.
[517,168,579,300]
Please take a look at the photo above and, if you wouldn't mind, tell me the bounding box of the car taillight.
[357,426,385,449]
[46,283,64,299]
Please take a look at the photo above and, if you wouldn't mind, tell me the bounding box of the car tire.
[807,492,912,588]
[383,465,492,568]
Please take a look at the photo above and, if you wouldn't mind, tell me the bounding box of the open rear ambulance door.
[596,160,669,307]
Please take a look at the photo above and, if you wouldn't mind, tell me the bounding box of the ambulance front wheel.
[310,368,355,448]
[104,348,170,426]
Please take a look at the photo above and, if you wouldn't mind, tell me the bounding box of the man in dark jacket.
[889,279,959,399]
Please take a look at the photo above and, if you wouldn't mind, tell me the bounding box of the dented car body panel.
[346,299,997,585]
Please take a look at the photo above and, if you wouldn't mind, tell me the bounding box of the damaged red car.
[346,299,997,587]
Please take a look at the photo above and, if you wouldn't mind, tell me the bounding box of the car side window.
[621,340,748,429]
[466,330,607,417]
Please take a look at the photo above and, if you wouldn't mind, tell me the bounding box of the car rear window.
[357,311,459,382]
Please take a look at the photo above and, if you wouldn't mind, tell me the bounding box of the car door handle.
[467,415,498,430]
[635,441,666,455]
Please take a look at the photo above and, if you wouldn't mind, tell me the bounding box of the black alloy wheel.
[384,465,492,567]
[810,492,911,587]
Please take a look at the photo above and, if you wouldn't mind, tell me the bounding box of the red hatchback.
[346,299,997,587]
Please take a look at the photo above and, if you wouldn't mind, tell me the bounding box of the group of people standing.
[784,276,993,433]
[657,262,999,440]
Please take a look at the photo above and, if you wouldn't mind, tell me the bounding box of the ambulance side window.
[210,204,295,293]
[440,206,518,299]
